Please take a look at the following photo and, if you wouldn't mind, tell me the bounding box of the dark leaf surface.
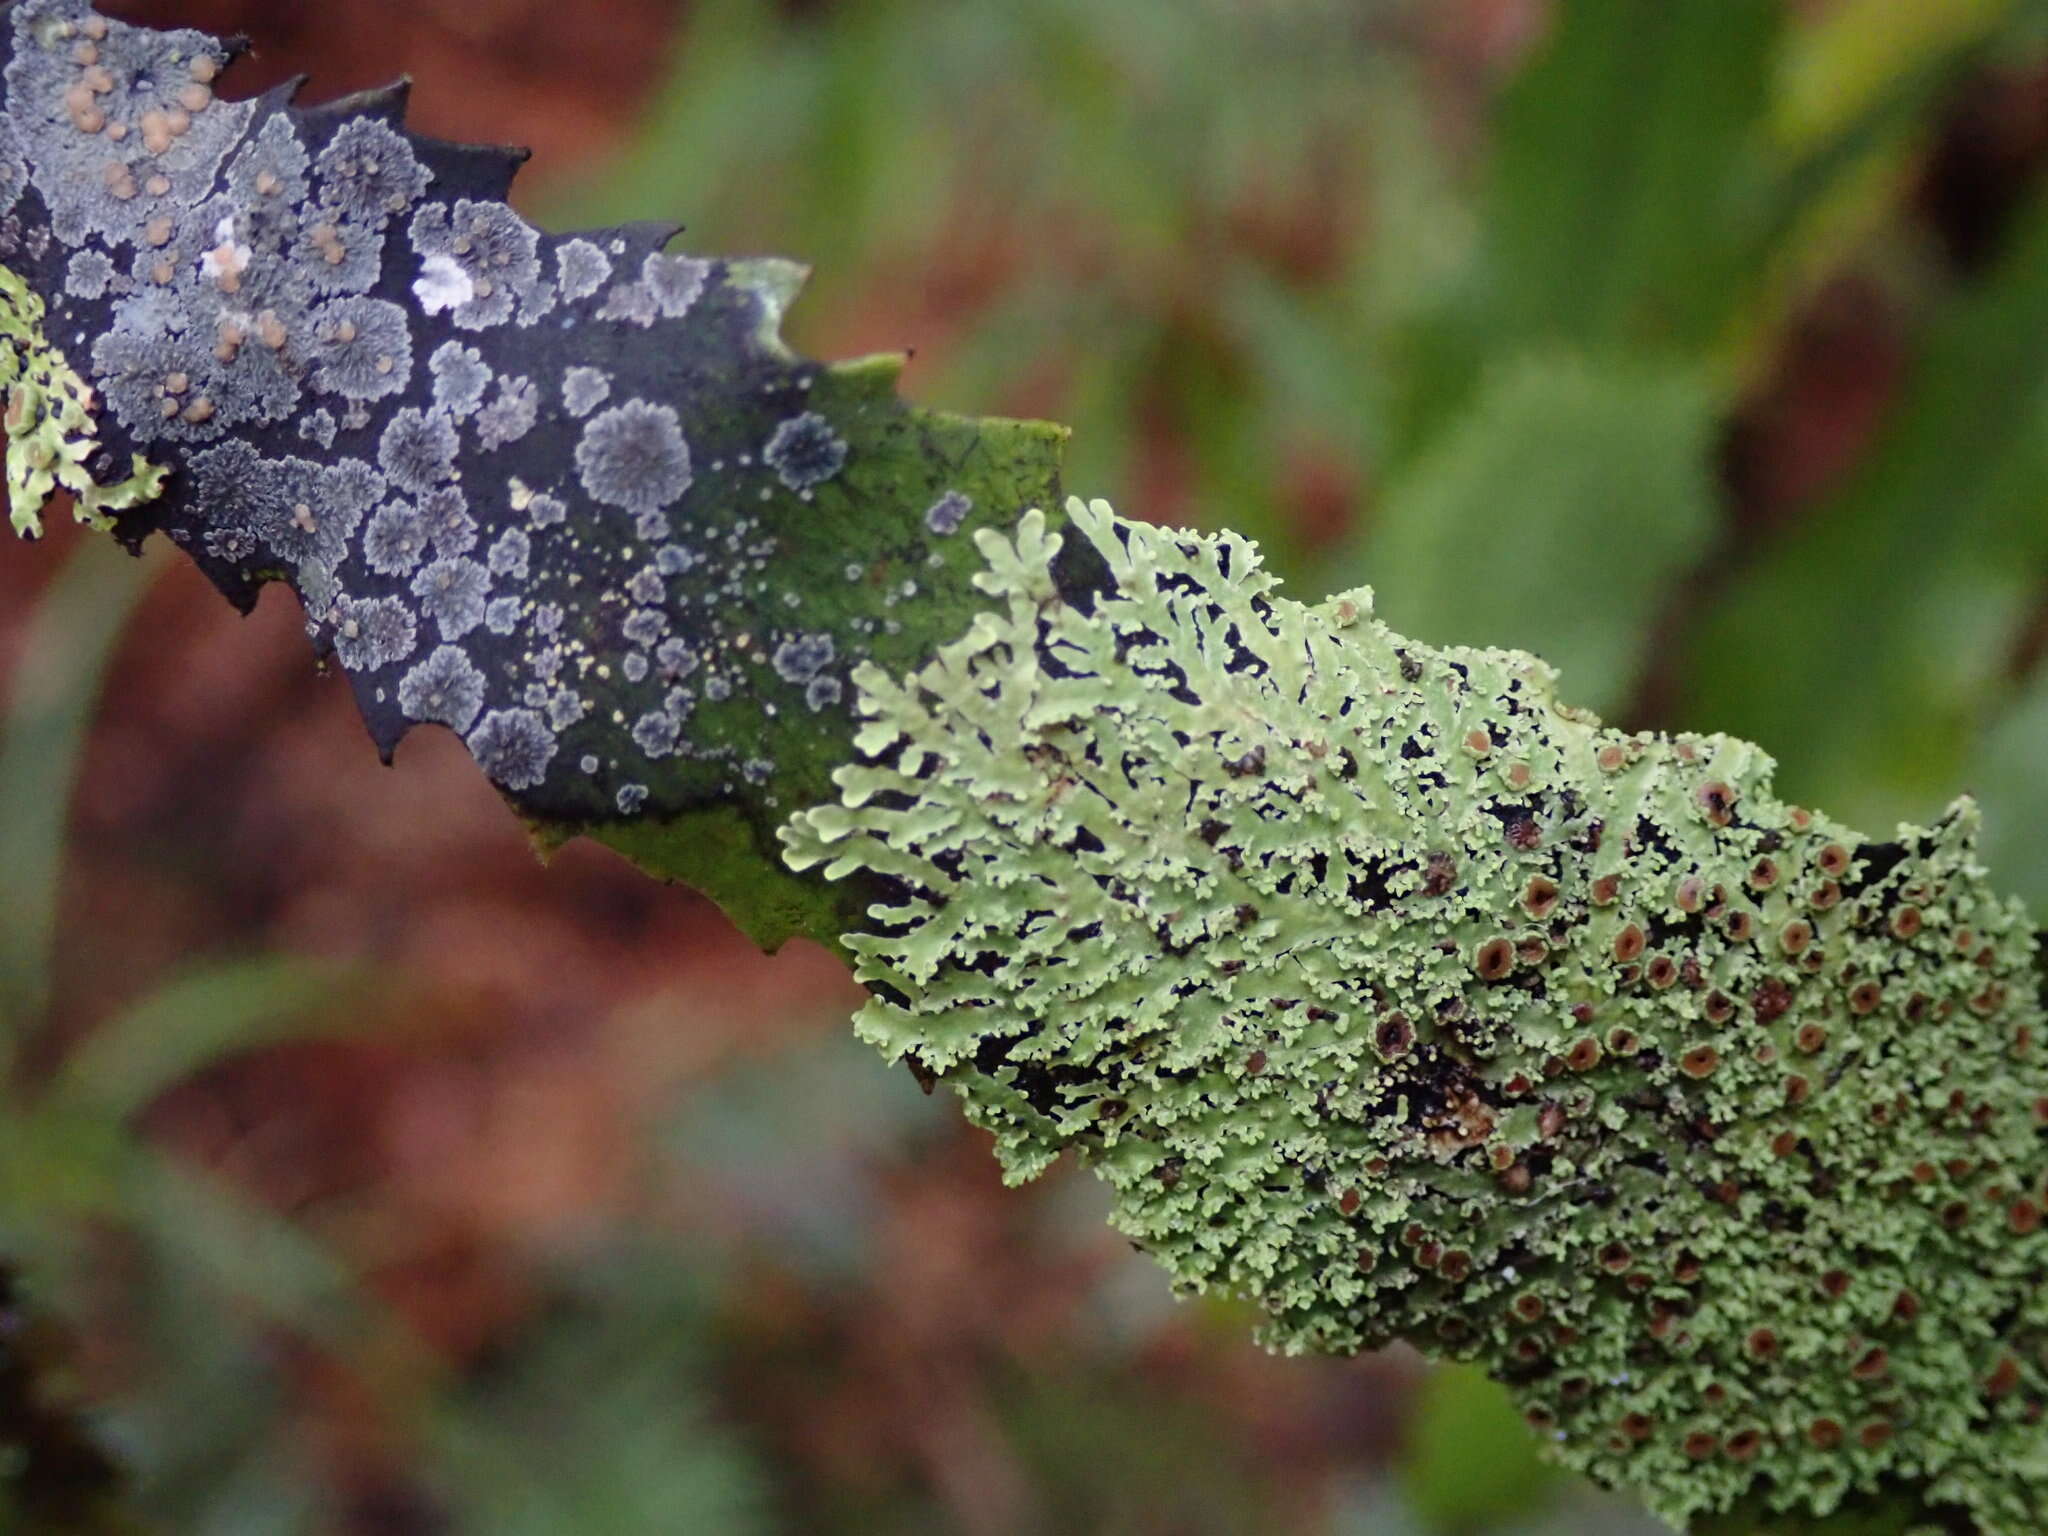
[0,0,1071,949]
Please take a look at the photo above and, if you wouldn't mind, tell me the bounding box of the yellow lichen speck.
[1,261,164,539]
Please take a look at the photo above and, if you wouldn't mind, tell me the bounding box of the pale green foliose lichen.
[783,498,2048,1531]
[0,261,163,540]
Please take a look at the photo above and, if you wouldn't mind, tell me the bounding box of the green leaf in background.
[1400,1366,1560,1536]
[95,1220,325,1536]
[1354,351,1719,718]
[1775,0,2019,153]
[1383,0,1781,470]
[1683,183,2048,832]
[0,540,404,1536]
[1482,0,1783,356]
[44,959,357,1128]
[114,1155,396,1362]
[1966,667,2048,913]
[0,538,162,1037]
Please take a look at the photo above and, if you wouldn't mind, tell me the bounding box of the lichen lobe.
[785,497,2048,1532]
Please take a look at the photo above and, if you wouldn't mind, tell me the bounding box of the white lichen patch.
[555,238,610,301]
[562,364,609,418]
[378,406,458,493]
[4,0,253,250]
[413,252,473,316]
[473,374,537,450]
[467,705,555,790]
[785,498,2048,1533]
[429,341,491,419]
[762,409,846,492]
[575,398,691,514]
[408,199,541,331]
[924,489,971,535]
[315,117,428,225]
[398,643,485,734]
[308,295,412,402]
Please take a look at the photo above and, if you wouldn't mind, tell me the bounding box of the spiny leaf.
[0,0,1069,951]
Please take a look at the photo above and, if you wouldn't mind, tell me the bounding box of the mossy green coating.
[542,797,867,956]
[784,498,2048,1531]
[0,262,163,539]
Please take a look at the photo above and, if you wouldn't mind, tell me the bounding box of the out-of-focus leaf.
[426,1249,762,1536]
[1357,352,1720,717]
[4,961,361,1230]
[1220,75,1462,515]
[98,1239,318,1536]
[1227,269,1383,475]
[12,1157,422,1530]
[1739,0,2048,381]
[1338,1471,1664,1536]
[1684,185,2048,831]
[1775,0,2017,153]
[1383,0,1781,470]
[0,538,161,1036]
[44,959,359,1126]
[1172,331,1308,582]
[118,1154,401,1365]
[1966,668,2048,912]
[994,1365,1278,1535]
[1482,0,1782,357]
[1400,1365,1561,1535]
[544,0,792,243]
[1387,0,2047,484]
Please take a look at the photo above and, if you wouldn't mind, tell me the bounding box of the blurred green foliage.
[0,540,384,1533]
[0,548,769,1534]
[424,1249,764,1536]
[1970,665,2048,909]
[1400,1364,1561,1534]
[1364,350,1720,716]
[1691,176,2048,832]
